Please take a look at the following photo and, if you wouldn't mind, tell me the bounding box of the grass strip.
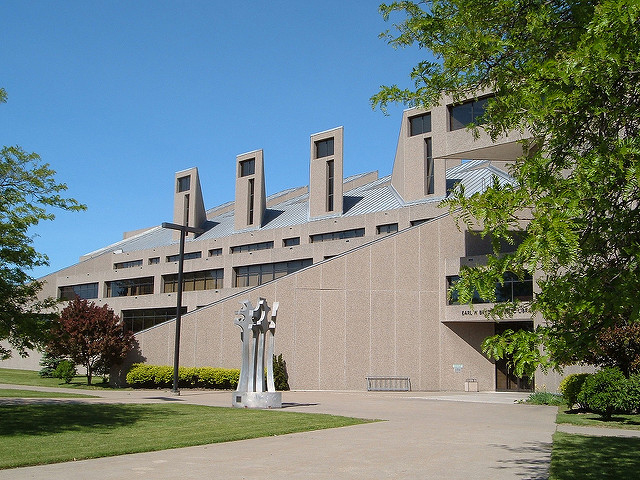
[0,389,96,398]
[0,368,115,390]
[0,403,372,469]
[549,432,640,480]
[556,407,640,430]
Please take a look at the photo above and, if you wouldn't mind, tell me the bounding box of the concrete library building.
[7,94,576,392]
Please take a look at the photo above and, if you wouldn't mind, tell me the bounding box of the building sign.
[459,304,531,317]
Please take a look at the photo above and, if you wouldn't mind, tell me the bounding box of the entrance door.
[495,321,534,392]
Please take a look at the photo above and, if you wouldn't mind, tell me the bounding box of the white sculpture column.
[232,298,282,409]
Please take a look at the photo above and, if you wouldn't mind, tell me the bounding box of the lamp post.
[161,222,204,394]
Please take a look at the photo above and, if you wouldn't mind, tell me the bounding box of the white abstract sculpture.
[232,298,281,408]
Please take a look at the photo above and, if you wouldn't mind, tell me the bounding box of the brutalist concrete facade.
[18,94,579,392]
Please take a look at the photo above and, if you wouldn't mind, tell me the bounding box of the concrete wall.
[125,214,499,391]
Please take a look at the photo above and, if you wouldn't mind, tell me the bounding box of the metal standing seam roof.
[79,162,514,260]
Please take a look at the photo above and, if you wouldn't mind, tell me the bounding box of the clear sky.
[1,1,425,278]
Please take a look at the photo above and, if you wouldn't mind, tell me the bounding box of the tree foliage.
[589,323,640,377]
[373,1,640,374]
[0,87,86,359]
[46,298,134,385]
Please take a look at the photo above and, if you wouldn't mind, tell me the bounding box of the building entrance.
[495,321,534,392]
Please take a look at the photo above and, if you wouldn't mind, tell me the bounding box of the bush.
[197,367,240,389]
[559,373,590,410]
[625,373,640,413]
[126,364,239,390]
[578,368,628,419]
[524,391,565,406]
[54,360,76,384]
[273,354,290,391]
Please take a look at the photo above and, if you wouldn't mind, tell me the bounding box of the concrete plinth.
[232,391,282,409]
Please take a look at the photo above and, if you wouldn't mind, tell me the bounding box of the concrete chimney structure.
[172,167,207,239]
[309,127,343,219]
[234,150,266,231]
[391,109,446,202]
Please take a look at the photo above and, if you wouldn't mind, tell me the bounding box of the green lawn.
[0,388,96,398]
[0,403,372,469]
[0,368,117,390]
[556,407,640,430]
[549,432,640,480]
[550,406,640,479]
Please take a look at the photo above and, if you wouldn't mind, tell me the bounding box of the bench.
[366,376,411,392]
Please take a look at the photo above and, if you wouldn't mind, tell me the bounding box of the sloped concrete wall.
[128,215,497,391]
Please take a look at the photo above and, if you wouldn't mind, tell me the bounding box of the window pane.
[240,158,255,177]
[473,97,488,123]
[450,103,473,130]
[177,175,191,192]
[410,113,431,136]
[316,138,334,158]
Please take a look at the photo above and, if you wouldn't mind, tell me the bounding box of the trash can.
[465,378,478,392]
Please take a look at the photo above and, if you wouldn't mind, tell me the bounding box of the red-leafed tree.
[46,297,134,385]
[588,323,640,378]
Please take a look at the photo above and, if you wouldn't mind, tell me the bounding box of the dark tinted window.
[409,113,431,136]
[177,175,190,192]
[59,283,99,301]
[449,97,490,130]
[315,138,334,158]
[240,158,255,177]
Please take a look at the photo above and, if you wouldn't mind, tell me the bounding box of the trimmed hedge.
[126,364,240,389]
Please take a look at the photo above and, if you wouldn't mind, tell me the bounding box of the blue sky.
[1,1,424,278]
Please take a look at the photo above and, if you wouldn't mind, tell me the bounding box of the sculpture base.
[232,391,282,409]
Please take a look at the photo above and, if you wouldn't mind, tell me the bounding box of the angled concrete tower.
[172,167,207,239]
[391,108,446,202]
[234,150,266,231]
[309,127,343,219]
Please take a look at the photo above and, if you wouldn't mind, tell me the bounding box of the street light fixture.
[161,222,204,394]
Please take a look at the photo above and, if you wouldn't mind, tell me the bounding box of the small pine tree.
[38,351,63,378]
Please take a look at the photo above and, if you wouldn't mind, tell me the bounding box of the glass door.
[495,321,534,392]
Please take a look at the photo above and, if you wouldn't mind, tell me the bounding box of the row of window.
[58,260,313,301]
[59,283,99,301]
[122,307,187,333]
[310,228,365,243]
[446,273,533,305]
[163,269,224,293]
[230,241,274,254]
[235,259,312,288]
[408,96,491,137]
[113,260,143,270]
[113,252,201,270]
[166,251,202,262]
[111,222,431,272]
[60,271,531,327]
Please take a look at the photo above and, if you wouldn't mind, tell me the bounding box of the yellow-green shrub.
[126,363,239,389]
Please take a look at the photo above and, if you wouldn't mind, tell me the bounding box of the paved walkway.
[1,385,558,479]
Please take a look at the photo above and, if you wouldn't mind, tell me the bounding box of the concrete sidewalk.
[0,388,556,479]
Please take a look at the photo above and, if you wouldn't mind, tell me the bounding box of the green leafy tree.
[0,88,86,359]
[372,1,640,375]
[46,297,134,385]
